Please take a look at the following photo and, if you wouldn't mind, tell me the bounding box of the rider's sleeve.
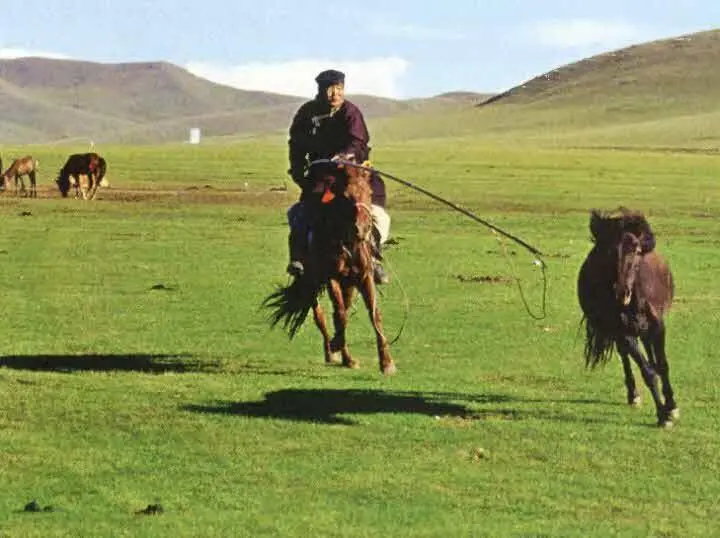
[339,103,370,161]
[288,104,312,183]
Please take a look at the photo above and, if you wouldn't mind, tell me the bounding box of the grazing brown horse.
[2,156,39,197]
[56,153,108,200]
[263,161,396,375]
[577,208,678,427]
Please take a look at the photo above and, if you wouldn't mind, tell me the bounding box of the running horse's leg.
[620,353,642,406]
[642,318,679,423]
[327,278,358,369]
[312,299,337,365]
[358,272,396,376]
[617,336,666,426]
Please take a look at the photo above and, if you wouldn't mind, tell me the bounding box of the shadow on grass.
[184,388,495,425]
[184,389,524,425]
[0,353,218,374]
[185,388,625,426]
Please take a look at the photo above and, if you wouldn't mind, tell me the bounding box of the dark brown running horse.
[578,208,678,427]
[263,161,396,375]
[2,156,38,197]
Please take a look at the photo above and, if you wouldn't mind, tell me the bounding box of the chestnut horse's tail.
[263,275,325,339]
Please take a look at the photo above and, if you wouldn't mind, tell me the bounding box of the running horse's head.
[589,208,649,307]
[616,231,643,306]
[311,161,374,277]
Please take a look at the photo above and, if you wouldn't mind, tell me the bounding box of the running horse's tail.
[263,273,325,339]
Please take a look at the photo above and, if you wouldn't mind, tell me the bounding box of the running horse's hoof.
[342,357,360,369]
[381,362,397,376]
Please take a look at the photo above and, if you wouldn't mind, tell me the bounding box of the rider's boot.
[286,228,307,278]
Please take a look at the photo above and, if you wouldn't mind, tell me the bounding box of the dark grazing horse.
[263,161,396,375]
[56,152,108,200]
[577,208,677,427]
[2,156,39,197]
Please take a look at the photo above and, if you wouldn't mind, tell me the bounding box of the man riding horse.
[286,69,390,285]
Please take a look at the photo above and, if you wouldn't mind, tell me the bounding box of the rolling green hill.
[373,28,720,149]
[0,57,488,145]
[3,28,720,147]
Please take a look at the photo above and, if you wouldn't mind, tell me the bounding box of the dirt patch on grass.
[455,274,512,284]
[0,185,295,207]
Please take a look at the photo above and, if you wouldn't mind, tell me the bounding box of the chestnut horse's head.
[311,161,373,239]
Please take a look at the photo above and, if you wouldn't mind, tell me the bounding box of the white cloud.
[0,47,70,59]
[185,57,409,99]
[530,19,644,49]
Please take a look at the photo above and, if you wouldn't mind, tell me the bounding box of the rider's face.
[325,83,345,108]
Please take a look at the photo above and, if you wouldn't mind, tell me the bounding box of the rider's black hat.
[315,69,345,88]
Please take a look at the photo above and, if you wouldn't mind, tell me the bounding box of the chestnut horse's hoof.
[381,362,397,376]
[342,358,360,369]
[329,337,343,353]
[324,354,341,365]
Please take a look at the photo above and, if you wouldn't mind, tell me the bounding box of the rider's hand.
[331,153,354,162]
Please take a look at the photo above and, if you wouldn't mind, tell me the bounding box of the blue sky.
[2,1,718,98]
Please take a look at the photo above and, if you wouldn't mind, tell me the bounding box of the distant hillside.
[0,58,306,144]
[478,28,720,114]
[373,28,720,148]
[0,58,487,144]
[9,25,719,150]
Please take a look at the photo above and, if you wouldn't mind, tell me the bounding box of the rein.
[309,158,548,321]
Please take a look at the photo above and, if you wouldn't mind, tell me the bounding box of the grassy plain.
[1,139,719,537]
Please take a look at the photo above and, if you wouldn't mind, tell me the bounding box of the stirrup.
[287,260,305,278]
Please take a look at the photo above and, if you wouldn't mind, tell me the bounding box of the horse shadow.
[184,388,514,425]
[184,388,626,426]
[0,353,217,374]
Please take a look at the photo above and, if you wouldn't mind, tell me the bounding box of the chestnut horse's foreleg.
[617,336,666,426]
[358,275,395,376]
[328,279,357,369]
[642,319,678,422]
[312,300,337,365]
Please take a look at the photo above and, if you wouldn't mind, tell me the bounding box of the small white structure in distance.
[188,127,201,144]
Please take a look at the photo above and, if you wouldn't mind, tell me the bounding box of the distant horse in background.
[56,152,108,200]
[2,156,39,197]
[577,208,678,427]
[263,161,396,375]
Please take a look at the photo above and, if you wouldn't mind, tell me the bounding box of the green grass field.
[1,139,719,537]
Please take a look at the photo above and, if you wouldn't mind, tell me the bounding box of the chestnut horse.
[263,161,396,375]
[577,209,677,427]
[2,155,38,197]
